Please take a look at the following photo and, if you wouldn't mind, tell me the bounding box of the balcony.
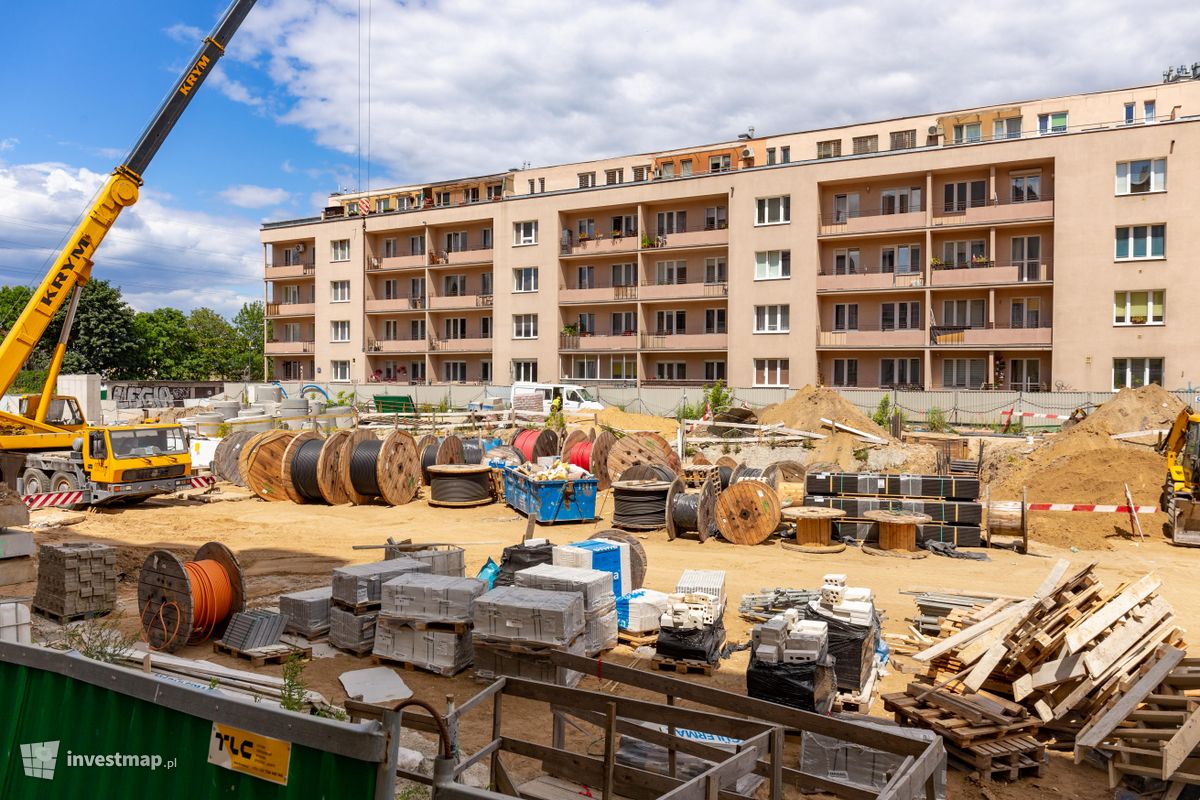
[639,281,729,301]
[560,333,638,351]
[818,206,925,237]
[639,332,728,351]
[929,262,1051,287]
[559,285,640,304]
[428,293,493,310]
[816,328,926,348]
[265,340,314,355]
[369,253,426,271]
[365,297,427,313]
[429,337,493,353]
[816,271,924,293]
[930,325,1053,347]
[265,302,316,318]
[561,233,640,258]
[644,224,729,252]
[367,338,427,354]
[430,244,493,267]
[931,197,1054,228]
[265,262,315,280]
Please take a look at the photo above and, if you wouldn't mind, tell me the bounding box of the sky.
[0,0,1196,317]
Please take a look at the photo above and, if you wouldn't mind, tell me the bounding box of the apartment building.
[262,76,1200,392]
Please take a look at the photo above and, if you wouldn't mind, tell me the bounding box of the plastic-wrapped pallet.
[279,586,332,637]
[655,619,725,664]
[330,606,379,654]
[388,544,466,578]
[373,617,472,676]
[552,539,632,596]
[495,539,555,587]
[473,634,585,686]
[0,600,31,644]
[380,574,485,622]
[515,564,613,612]
[800,601,878,693]
[473,586,583,646]
[331,558,431,607]
[751,611,829,665]
[617,589,670,634]
[745,657,837,713]
[801,714,945,800]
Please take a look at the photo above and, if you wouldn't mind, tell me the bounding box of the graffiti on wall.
[111,382,224,408]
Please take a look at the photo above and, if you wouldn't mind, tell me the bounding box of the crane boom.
[0,0,257,406]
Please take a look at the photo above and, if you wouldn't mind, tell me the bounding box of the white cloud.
[208,66,265,108]
[227,0,1200,182]
[219,183,290,208]
[0,161,260,316]
[165,23,204,44]
[0,138,17,153]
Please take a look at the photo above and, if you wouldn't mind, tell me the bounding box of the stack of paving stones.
[32,542,117,621]
[515,564,617,656]
[472,586,586,685]
[373,573,486,675]
[330,558,430,654]
[278,587,333,638]
[221,610,286,651]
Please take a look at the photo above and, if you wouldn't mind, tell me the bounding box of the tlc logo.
[213,732,255,760]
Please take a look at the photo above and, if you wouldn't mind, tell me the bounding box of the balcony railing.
[639,332,728,350]
[929,262,1050,286]
[931,196,1054,227]
[366,338,427,354]
[930,324,1053,346]
[365,296,426,312]
[638,281,729,301]
[369,253,425,271]
[265,340,314,355]
[428,293,492,310]
[429,336,493,352]
[265,261,315,279]
[816,327,926,347]
[642,221,729,251]
[265,301,316,317]
[816,270,925,292]
[818,204,925,235]
[430,242,494,266]
[560,332,638,351]
[561,231,640,256]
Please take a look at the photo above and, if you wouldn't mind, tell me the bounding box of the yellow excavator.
[1161,407,1200,545]
[0,0,257,505]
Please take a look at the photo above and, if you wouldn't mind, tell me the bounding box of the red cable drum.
[568,440,593,471]
[513,429,540,461]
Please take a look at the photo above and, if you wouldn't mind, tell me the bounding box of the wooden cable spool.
[211,430,256,486]
[339,428,381,506]
[591,429,617,491]
[606,432,680,484]
[782,506,845,547]
[137,541,245,654]
[241,430,296,502]
[279,430,322,504]
[864,509,931,552]
[715,480,782,545]
[316,429,356,505]
[560,429,589,460]
[436,433,465,465]
[729,463,780,491]
[415,434,440,486]
[691,453,712,465]
[588,529,647,591]
[426,463,495,508]
[619,463,677,482]
[376,429,422,505]
[682,463,718,489]
[485,444,524,467]
[773,460,808,505]
[715,455,739,470]
[666,473,719,543]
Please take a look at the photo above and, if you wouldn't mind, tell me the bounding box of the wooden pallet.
[946,735,1046,781]
[833,663,879,713]
[212,640,312,666]
[618,630,658,648]
[405,619,470,635]
[651,656,714,676]
[32,605,112,625]
[883,685,1038,746]
[371,653,467,677]
[332,599,381,614]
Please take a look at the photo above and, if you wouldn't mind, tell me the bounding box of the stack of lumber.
[907,560,1186,744]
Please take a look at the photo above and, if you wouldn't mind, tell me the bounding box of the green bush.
[927,406,950,433]
[871,394,904,428]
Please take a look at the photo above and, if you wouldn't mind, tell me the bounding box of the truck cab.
[511,382,605,414]
[18,394,86,430]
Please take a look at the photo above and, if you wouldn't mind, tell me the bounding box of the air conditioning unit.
[294,243,306,253]
[928,124,943,136]
[652,168,663,179]
[740,146,754,159]
[371,257,380,267]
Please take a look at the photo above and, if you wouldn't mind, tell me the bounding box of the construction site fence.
[221,382,1200,427]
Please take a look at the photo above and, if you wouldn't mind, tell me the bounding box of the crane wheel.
[22,468,50,495]
[50,471,80,493]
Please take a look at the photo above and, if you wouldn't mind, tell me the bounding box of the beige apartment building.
[261,77,1200,393]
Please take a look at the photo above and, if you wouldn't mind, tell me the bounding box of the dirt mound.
[758,385,890,440]
[1072,384,1183,437]
[591,406,679,438]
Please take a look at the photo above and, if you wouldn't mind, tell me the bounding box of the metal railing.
[819,203,924,226]
[268,340,314,353]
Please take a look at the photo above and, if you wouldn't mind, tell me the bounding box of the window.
[890,129,916,150]
[704,257,727,284]
[832,192,860,223]
[656,211,687,235]
[1011,297,1042,329]
[943,180,987,212]
[880,187,921,214]
[611,214,637,237]
[709,154,731,172]
[527,178,535,194]
[780,146,790,163]
[942,240,987,267]
[513,221,538,245]
[487,183,503,200]
[704,206,727,230]
[444,231,468,253]
[942,358,986,388]
[656,362,687,381]
[832,303,858,332]
[573,358,599,380]
[411,277,426,300]
[755,250,791,280]
[478,272,493,296]
[881,301,921,330]
[512,267,539,293]
[442,361,467,382]
[1038,112,1067,134]
[754,305,790,333]
[632,166,647,182]
[578,172,596,189]
[577,313,595,335]
[1116,159,1167,194]
[705,308,726,334]
[680,159,693,177]
[1125,102,1135,125]
[612,356,637,379]
[577,265,595,289]
[410,361,426,382]
[409,235,425,256]
[705,361,726,382]
[994,117,1022,140]
[280,285,301,304]
[612,312,637,335]
[881,245,920,274]
[832,359,858,387]
[281,322,303,342]
[659,162,675,179]
[605,168,624,185]
[1010,174,1041,203]
[1010,359,1040,391]
[881,358,921,388]
[441,318,465,340]
[463,187,480,204]
[331,360,351,382]
[382,238,398,258]
[481,361,492,382]
[1115,225,1166,260]
[1112,357,1163,390]
[481,228,492,249]
[383,279,401,300]
[411,319,426,340]
[833,249,859,275]
[852,135,879,154]
[1145,100,1156,123]
[330,239,350,262]
[611,263,637,287]
[513,314,538,339]
[952,123,981,144]
[766,147,776,165]
[282,246,302,266]
[1114,290,1165,325]
[481,316,492,338]
[330,280,350,302]
[655,260,687,285]
[383,320,399,340]
[1011,236,1041,281]
[817,139,841,159]
[754,358,789,387]
[654,310,686,335]
[538,178,545,193]
[330,320,350,342]
[576,218,596,239]
[444,274,467,296]
[756,195,791,226]
[433,191,450,207]
[941,299,986,328]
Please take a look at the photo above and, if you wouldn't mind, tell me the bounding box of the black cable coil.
[349,439,384,496]
[461,437,485,465]
[670,491,701,534]
[612,483,671,530]
[290,438,325,502]
[735,466,765,483]
[420,442,440,483]
[429,469,493,505]
[717,465,733,490]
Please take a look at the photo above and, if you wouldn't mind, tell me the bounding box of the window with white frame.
[833,248,860,275]
[464,187,480,205]
[513,314,538,339]
[1038,112,1068,134]
[444,318,467,340]
[481,316,492,338]
[1115,225,1166,260]
[444,274,467,296]
[881,245,921,274]
[656,210,687,236]
[573,358,599,380]
[383,320,399,340]
[1145,100,1157,123]
[611,263,637,287]
[487,183,503,200]
[880,187,921,214]
[941,298,986,328]
[330,280,350,302]
[1114,290,1165,325]
[612,312,636,335]
[1010,358,1040,391]
[655,310,686,335]
[611,213,637,237]
[1011,236,1042,280]
[1116,159,1167,194]
[411,319,426,340]
[832,192,859,222]
[680,159,693,177]
[481,360,492,382]
[833,303,858,331]
[605,168,624,185]
[890,130,916,150]
[655,260,687,285]
[754,305,790,333]
[852,134,879,154]
[755,196,790,225]
[704,206,727,230]
[512,360,538,382]
[881,358,921,388]
[705,257,727,284]
[382,238,398,258]
[513,221,538,245]
[656,362,687,381]
[1010,297,1042,329]
[632,166,647,182]
[1113,357,1163,390]
[330,360,350,382]
[410,361,426,382]
[1010,173,1041,202]
[952,122,982,144]
[944,180,987,212]
[755,250,791,280]
[444,231,468,252]
[709,154,732,173]
[443,361,467,382]
[281,322,303,342]
[659,162,675,179]
[832,358,858,387]
[754,358,789,387]
[882,301,921,330]
[942,240,987,267]
[1124,103,1135,125]
[993,117,1022,140]
[409,235,425,256]
[577,265,595,289]
[330,320,350,342]
[817,140,841,159]
[513,267,539,293]
[705,361,726,382]
[281,285,301,304]
[433,191,450,207]
[705,308,726,334]
[330,239,350,261]
[576,313,595,335]
[942,358,986,388]
[612,356,637,379]
[376,197,393,213]
[780,146,791,163]
[576,218,596,239]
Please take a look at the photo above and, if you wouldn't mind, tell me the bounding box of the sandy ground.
[5,486,1196,799]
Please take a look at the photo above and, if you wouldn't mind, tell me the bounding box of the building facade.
[262,79,1200,392]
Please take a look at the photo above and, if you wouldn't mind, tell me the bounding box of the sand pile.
[758,385,890,440]
[591,406,679,438]
[1071,384,1184,437]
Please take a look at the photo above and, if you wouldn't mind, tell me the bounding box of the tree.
[58,279,142,378]
[231,301,265,381]
[184,307,239,379]
[0,285,33,336]
[133,307,195,380]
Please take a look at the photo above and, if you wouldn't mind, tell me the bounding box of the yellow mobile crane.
[0,0,257,504]
[1162,407,1200,546]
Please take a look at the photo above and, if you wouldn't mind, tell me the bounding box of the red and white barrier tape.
[186,475,216,489]
[23,491,85,510]
[1001,410,1069,421]
[1026,503,1158,514]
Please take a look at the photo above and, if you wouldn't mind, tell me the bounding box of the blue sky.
[1,0,1196,316]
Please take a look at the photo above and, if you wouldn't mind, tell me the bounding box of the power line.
[0,237,259,283]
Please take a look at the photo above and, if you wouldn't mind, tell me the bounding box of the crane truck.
[1161,406,1200,546]
[0,0,258,507]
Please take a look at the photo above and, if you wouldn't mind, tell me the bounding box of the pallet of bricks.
[33,542,116,623]
[472,585,587,686]
[373,571,485,675]
[329,558,432,654]
[804,471,983,549]
[885,559,1185,784]
[653,570,726,675]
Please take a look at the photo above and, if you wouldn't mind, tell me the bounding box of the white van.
[511,382,605,413]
